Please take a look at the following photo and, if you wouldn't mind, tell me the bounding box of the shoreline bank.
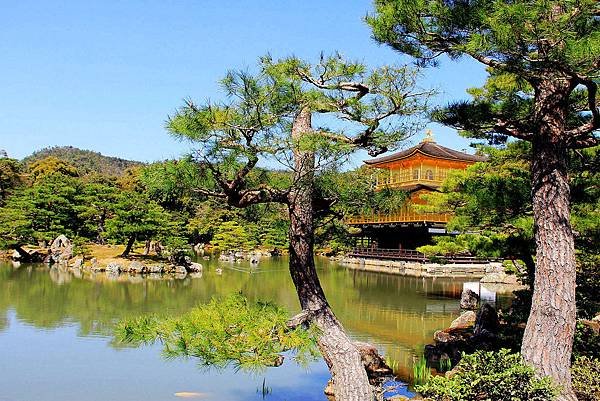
[339,256,499,279]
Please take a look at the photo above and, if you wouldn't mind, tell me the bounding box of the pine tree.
[368,2,599,398]
[166,54,432,400]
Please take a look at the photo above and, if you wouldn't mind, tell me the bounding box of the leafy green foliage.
[576,252,600,320]
[415,143,599,294]
[0,173,83,245]
[414,142,534,266]
[115,294,320,371]
[573,322,600,361]
[417,350,559,401]
[417,234,498,258]
[0,189,36,248]
[572,357,600,401]
[165,53,430,208]
[74,180,119,243]
[140,157,203,211]
[571,147,600,254]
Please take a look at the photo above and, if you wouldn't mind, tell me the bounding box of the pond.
[0,257,494,401]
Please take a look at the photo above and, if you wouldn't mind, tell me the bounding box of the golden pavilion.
[347,131,486,254]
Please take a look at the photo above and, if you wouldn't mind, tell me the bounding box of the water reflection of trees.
[0,259,466,377]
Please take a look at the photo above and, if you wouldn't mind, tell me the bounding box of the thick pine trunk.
[288,108,373,401]
[521,79,577,401]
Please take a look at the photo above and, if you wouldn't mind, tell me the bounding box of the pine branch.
[566,77,600,147]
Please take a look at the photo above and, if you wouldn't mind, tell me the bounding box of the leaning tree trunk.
[288,108,373,401]
[121,236,136,257]
[521,79,577,401]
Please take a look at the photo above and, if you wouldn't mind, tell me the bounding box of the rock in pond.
[460,288,480,310]
[128,261,146,274]
[473,303,500,339]
[187,262,203,273]
[71,258,84,270]
[147,264,164,274]
[449,311,477,330]
[106,262,122,273]
[49,234,73,264]
[173,265,187,276]
[354,341,393,380]
[90,258,103,271]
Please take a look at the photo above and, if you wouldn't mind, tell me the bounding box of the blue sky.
[0,1,488,165]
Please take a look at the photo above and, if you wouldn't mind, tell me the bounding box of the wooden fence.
[348,247,494,264]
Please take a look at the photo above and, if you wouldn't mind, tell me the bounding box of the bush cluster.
[417,349,558,401]
[572,357,600,401]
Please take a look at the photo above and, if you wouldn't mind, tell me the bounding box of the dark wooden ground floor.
[351,224,448,250]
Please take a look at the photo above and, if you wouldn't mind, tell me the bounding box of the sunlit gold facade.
[348,135,484,228]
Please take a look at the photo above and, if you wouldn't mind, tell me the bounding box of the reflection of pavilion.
[325,270,473,381]
[463,281,497,303]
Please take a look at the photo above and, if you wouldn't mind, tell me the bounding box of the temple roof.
[364,139,487,165]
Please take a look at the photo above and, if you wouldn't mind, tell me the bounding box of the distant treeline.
[22,146,143,177]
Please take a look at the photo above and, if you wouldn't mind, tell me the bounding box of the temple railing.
[348,247,428,262]
[346,210,451,225]
[375,178,443,191]
[374,167,455,190]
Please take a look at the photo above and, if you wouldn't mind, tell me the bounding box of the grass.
[385,354,400,373]
[84,244,167,267]
[257,378,272,398]
[413,355,431,385]
[439,357,452,372]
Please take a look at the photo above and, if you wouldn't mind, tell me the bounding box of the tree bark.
[143,240,151,255]
[521,78,577,401]
[121,236,136,257]
[288,108,374,401]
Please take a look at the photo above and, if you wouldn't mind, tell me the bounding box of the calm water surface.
[0,257,478,401]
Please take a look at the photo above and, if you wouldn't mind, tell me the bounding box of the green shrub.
[572,357,600,401]
[573,322,600,360]
[71,236,91,258]
[502,259,524,275]
[416,349,558,401]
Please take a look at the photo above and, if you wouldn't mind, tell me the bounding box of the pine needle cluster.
[116,294,320,371]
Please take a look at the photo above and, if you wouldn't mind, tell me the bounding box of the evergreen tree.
[75,179,119,243]
[368,2,599,398]
[105,191,173,257]
[0,173,82,255]
[166,54,432,400]
[211,220,256,252]
[0,158,22,205]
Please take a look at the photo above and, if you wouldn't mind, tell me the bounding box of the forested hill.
[22,146,143,176]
